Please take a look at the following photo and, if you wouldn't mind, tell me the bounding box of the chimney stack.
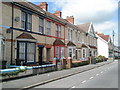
[53,11,62,17]
[38,2,48,11]
[66,16,74,24]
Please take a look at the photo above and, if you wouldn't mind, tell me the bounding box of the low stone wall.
[0,64,56,81]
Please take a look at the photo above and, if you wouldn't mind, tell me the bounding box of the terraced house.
[1,1,67,66]
[77,23,97,59]
[1,1,97,66]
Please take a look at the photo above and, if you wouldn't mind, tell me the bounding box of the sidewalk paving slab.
[2,60,114,89]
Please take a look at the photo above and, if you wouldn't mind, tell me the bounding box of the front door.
[46,48,50,62]
[38,47,43,65]
[76,50,77,59]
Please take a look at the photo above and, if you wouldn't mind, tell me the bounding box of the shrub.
[72,61,89,67]
[1,67,27,77]
[72,62,81,67]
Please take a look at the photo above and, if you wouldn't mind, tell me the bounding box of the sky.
[27,0,119,46]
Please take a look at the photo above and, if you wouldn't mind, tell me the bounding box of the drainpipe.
[10,2,14,65]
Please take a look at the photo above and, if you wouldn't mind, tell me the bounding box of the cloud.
[94,21,116,32]
[53,0,118,24]
[52,0,118,45]
[27,0,119,45]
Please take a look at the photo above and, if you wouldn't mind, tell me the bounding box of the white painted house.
[96,33,111,58]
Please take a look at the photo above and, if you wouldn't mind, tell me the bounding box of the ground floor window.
[83,49,86,58]
[68,48,72,58]
[61,47,64,58]
[55,46,64,59]
[18,41,36,63]
[68,47,76,59]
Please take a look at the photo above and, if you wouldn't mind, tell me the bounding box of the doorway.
[46,48,50,62]
[38,47,43,65]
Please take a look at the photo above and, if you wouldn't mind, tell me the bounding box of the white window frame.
[39,18,44,34]
[55,24,61,37]
[46,21,51,35]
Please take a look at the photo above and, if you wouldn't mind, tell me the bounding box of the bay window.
[19,42,25,60]
[61,47,64,58]
[56,47,59,59]
[18,41,35,63]
[68,48,72,57]
[55,47,64,59]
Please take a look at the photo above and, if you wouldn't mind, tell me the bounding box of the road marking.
[48,74,50,76]
[89,77,93,79]
[96,74,99,76]
[81,80,86,84]
[101,71,103,73]
[71,86,75,88]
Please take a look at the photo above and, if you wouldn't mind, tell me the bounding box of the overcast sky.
[28,0,119,46]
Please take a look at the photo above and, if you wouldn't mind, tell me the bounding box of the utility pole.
[112,30,115,60]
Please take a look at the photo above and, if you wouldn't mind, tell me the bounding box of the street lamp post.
[112,30,115,60]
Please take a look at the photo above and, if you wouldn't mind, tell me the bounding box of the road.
[34,60,118,89]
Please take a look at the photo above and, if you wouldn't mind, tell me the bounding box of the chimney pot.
[53,11,62,17]
[38,2,48,11]
[66,16,74,24]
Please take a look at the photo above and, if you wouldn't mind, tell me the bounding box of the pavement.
[2,60,114,89]
[34,60,118,89]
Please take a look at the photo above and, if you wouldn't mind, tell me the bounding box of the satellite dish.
[15,17,20,22]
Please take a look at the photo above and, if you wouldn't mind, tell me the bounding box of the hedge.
[72,61,89,67]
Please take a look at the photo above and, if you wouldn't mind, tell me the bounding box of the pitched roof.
[96,33,110,42]
[81,44,88,48]
[17,33,36,39]
[77,22,91,32]
[88,45,97,49]
[53,39,65,46]
[13,1,67,24]
[67,41,76,46]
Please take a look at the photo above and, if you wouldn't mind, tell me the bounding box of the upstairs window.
[55,24,61,37]
[82,33,84,43]
[21,11,32,31]
[68,29,72,41]
[27,14,32,31]
[21,11,26,29]
[39,18,44,34]
[78,32,80,42]
[75,31,77,42]
[46,21,51,35]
